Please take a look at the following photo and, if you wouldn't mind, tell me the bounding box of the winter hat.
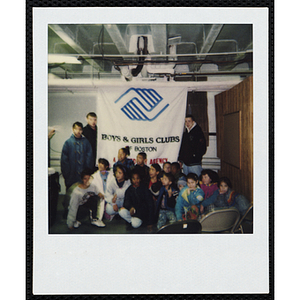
[177,176,187,188]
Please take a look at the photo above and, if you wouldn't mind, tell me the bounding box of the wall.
[215,76,253,202]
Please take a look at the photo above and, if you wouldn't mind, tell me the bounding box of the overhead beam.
[104,24,128,55]
[150,24,167,54]
[199,24,224,59]
[48,24,104,71]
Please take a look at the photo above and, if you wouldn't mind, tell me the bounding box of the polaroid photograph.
[29,4,272,298]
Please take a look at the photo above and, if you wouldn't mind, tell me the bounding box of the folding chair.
[156,219,202,234]
[200,207,240,233]
[231,204,253,233]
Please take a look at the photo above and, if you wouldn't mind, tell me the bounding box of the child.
[214,177,251,216]
[113,146,135,174]
[133,152,150,185]
[171,162,187,188]
[61,121,94,190]
[119,169,155,231]
[155,173,179,229]
[175,173,204,221]
[82,112,98,169]
[148,163,162,201]
[199,169,219,214]
[162,161,172,174]
[66,169,106,229]
[177,176,187,191]
[91,158,114,220]
[105,165,131,218]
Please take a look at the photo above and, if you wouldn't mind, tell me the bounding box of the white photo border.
[32,7,271,296]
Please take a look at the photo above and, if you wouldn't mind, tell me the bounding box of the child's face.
[163,164,171,173]
[72,125,83,138]
[171,165,178,175]
[219,182,229,194]
[202,174,212,185]
[131,174,141,188]
[81,175,91,187]
[118,149,126,162]
[136,155,145,166]
[149,166,158,178]
[87,116,97,129]
[162,175,172,187]
[98,162,107,172]
[178,184,185,191]
[115,168,125,182]
[187,178,198,190]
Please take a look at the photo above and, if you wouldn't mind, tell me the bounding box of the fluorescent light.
[48,54,82,64]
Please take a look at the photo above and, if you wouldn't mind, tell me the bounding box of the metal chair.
[200,207,240,233]
[231,204,253,233]
[156,219,202,234]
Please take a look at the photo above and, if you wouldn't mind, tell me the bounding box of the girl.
[214,177,250,216]
[91,158,114,220]
[105,165,131,218]
[148,163,162,201]
[199,169,219,214]
[113,146,134,174]
[67,169,106,229]
[175,173,204,221]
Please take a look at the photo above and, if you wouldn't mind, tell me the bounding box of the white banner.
[96,86,187,167]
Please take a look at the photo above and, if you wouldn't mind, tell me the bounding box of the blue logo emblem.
[115,88,169,121]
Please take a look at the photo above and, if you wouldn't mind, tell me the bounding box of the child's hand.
[112,194,117,203]
[130,207,136,216]
[113,204,118,212]
[98,193,105,199]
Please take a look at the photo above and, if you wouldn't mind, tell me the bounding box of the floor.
[49,195,253,235]
[49,195,153,234]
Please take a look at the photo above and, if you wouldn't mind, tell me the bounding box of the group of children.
[66,147,251,232]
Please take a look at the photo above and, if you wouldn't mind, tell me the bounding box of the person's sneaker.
[73,220,81,228]
[109,214,115,222]
[91,219,106,227]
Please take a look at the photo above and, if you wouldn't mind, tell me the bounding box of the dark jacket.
[82,125,97,165]
[178,123,206,166]
[148,180,162,201]
[61,134,94,189]
[123,184,155,225]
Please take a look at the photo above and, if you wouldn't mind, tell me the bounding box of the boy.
[61,122,94,216]
[61,122,94,190]
[119,169,155,231]
[67,169,106,229]
[178,114,206,176]
[155,173,179,229]
[175,173,204,221]
[83,112,98,168]
[133,152,150,185]
[171,162,186,188]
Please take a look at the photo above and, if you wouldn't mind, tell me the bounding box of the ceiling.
[48,24,253,82]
